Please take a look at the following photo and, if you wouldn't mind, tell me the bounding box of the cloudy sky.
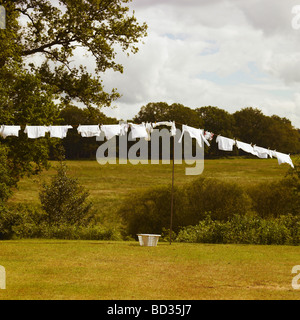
[96,0,300,128]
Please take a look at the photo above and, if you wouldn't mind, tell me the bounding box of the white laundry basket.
[137,234,161,247]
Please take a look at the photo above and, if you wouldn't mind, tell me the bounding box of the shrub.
[39,160,95,226]
[0,204,45,239]
[247,178,298,218]
[119,184,188,237]
[176,214,300,245]
[0,204,121,240]
[119,177,250,237]
[183,177,250,222]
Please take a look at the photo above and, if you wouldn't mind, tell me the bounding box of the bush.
[0,204,121,240]
[39,160,95,226]
[247,178,297,218]
[119,177,250,237]
[0,204,45,239]
[176,214,300,245]
[120,185,188,237]
[183,177,250,221]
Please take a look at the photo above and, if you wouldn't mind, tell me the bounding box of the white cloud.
[101,0,300,129]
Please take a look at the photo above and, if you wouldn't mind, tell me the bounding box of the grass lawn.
[0,240,299,300]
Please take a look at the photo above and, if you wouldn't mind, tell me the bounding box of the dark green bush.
[0,204,121,240]
[247,178,298,218]
[119,177,250,237]
[176,214,300,245]
[0,204,45,239]
[183,177,250,221]
[120,185,188,237]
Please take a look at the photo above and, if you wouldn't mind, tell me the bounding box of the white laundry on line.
[216,135,235,151]
[178,124,210,148]
[0,125,21,139]
[77,125,101,137]
[129,123,148,140]
[145,122,153,141]
[152,121,177,136]
[24,125,50,139]
[49,125,73,139]
[204,131,214,141]
[253,145,271,159]
[235,140,258,156]
[273,151,294,168]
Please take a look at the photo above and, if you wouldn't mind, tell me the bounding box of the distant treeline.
[56,102,300,159]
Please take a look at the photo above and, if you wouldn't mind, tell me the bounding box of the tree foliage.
[133,102,203,128]
[0,0,147,199]
[11,0,147,107]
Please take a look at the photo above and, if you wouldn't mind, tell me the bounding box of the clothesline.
[0,122,294,168]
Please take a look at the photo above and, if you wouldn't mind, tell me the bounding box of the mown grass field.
[0,240,300,300]
[2,156,300,300]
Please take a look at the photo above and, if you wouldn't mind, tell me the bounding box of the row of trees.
[134,102,300,156]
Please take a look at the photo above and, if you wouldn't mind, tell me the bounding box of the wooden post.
[170,136,175,245]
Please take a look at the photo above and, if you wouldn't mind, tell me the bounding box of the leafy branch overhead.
[4,0,148,107]
[0,0,147,195]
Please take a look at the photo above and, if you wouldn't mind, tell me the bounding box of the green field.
[0,240,299,300]
[2,157,300,300]
[8,157,294,227]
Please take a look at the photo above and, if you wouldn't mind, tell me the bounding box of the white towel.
[171,121,177,136]
[129,123,148,140]
[0,125,21,139]
[49,125,72,139]
[77,125,101,137]
[152,121,177,136]
[216,135,235,151]
[101,124,122,140]
[24,126,50,139]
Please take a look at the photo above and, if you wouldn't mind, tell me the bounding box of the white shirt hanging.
[216,135,235,151]
[49,125,72,139]
[120,123,129,136]
[273,151,294,168]
[236,140,258,156]
[204,131,214,141]
[24,125,50,139]
[253,145,271,159]
[178,125,210,148]
[145,122,153,141]
[152,121,177,137]
[77,125,101,137]
[0,125,21,139]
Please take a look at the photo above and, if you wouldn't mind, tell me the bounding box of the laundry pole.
[170,135,175,245]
